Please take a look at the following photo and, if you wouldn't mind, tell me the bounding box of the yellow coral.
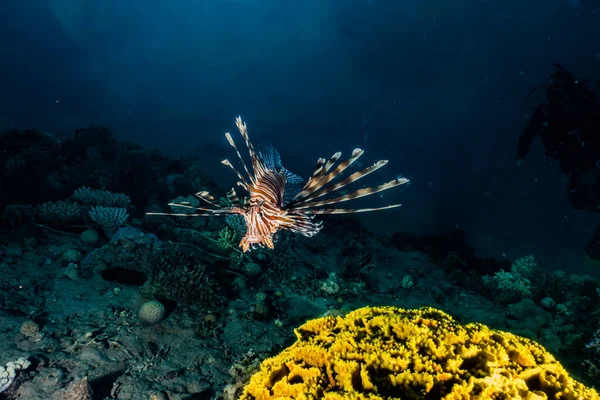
[240,306,599,400]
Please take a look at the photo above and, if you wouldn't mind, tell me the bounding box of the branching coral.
[89,206,129,236]
[145,243,221,306]
[73,186,131,207]
[241,306,599,399]
[36,200,82,225]
[482,255,539,303]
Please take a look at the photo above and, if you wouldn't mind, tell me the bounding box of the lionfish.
[147,117,409,252]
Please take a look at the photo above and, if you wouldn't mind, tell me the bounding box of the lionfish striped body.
[147,117,409,252]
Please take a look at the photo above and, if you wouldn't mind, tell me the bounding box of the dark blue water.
[3,1,600,396]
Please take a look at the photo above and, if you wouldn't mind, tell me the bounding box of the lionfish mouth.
[147,116,409,252]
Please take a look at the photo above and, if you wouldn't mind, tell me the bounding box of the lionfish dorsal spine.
[221,159,250,191]
[234,116,268,179]
[224,132,255,186]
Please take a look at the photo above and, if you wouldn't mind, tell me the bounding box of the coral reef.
[2,122,600,398]
[241,306,599,399]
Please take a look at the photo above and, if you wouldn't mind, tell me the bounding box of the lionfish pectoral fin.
[291,149,363,204]
[307,203,403,214]
[276,213,323,237]
[226,188,243,207]
[146,209,236,217]
[306,157,327,182]
[306,160,388,203]
[292,177,409,210]
[146,212,234,217]
[145,186,245,218]
[194,190,217,204]
[323,151,344,171]
[293,154,385,205]
[301,148,363,198]
[293,153,341,201]
[147,196,245,217]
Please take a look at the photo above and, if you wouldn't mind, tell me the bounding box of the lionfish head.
[239,203,276,252]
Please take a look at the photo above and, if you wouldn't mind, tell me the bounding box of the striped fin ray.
[292,152,342,202]
[224,132,254,186]
[194,191,221,208]
[146,201,238,217]
[292,178,409,210]
[226,188,242,207]
[167,202,216,212]
[291,148,364,205]
[294,159,389,204]
[221,158,250,191]
[235,116,268,178]
[305,151,343,186]
[307,203,404,214]
[146,210,238,217]
[295,157,326,195]
[147,189,245,217]
[309,151,342,180]
[278,214,323,237]
[236,183,252,206]
[321,151,343,175]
